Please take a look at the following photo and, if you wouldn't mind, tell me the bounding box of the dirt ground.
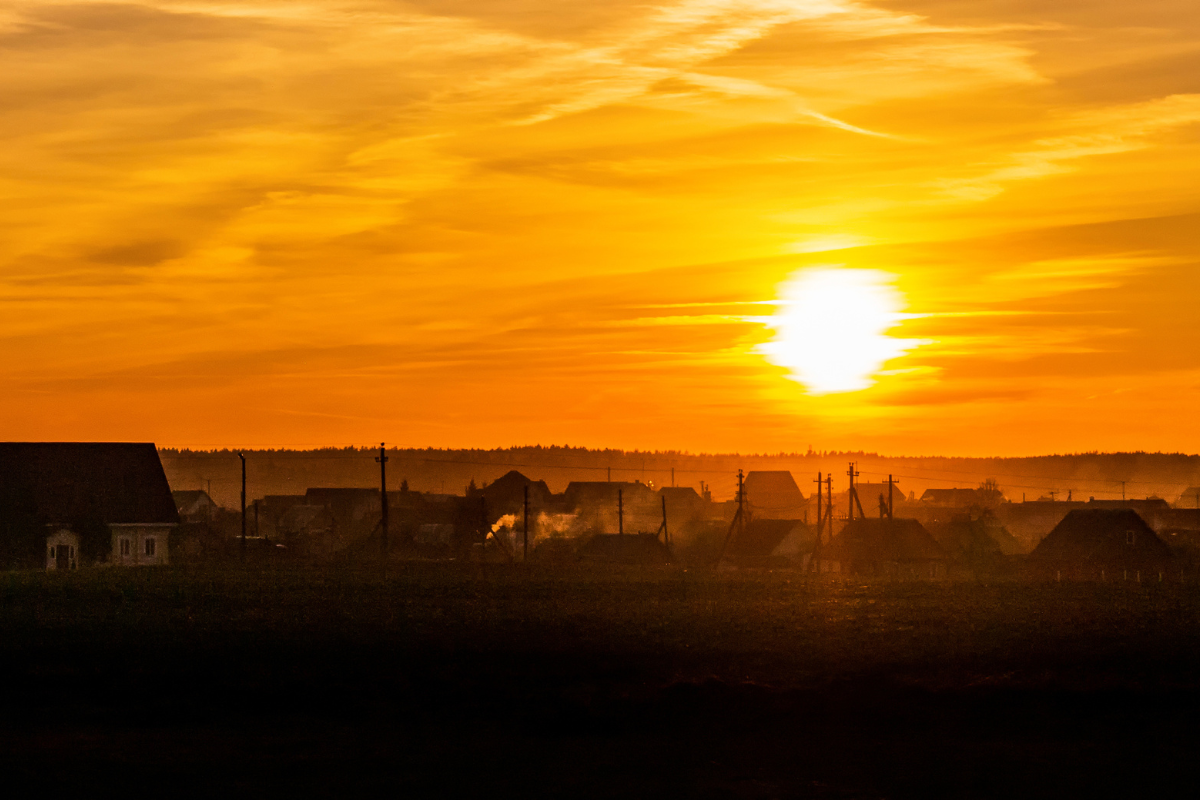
[2,564,1198,797]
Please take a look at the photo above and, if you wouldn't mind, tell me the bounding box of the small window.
[120,539,130,556]
[1126,530,1136,546]
[144,537,156,557]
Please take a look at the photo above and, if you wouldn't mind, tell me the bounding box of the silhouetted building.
[1028,509,1173,579]
[576,533,671,565]
[276,504,336,558]
[563,481,655,509]
[919,488,983,508]
[0,442,178,569]
[479,470,551,517]
[820,518,947,579]
[172,489,218,523]
[743,471,805,519]
[726,518,810,566]
[1176,487,1200,508]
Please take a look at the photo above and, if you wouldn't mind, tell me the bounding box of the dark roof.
[563,481,655,507]
[172,489,215,511]
[728,519,805,562]
[0,442,179,525]
[920,488,981,506]
[659,487,702,501]
[576,533,672,565]
[1177,487,1200,507]
[481,471,551,507]
[825,518,946,563]
[1030,509,1173,567]
[743,471,805,507]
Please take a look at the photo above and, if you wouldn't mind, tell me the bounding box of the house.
[742,471,806,519]
[0,442,178,569]
[1176,487,1200,509]
[854,482,903,516]
[276,504,336,559]
[820,518,947,579]
[919,488,984,508]
[576,533,672,565]
[724,518,810,566]
[930,509,1020,572]
[1028,509,1174,579]
[563,481,656,510]
[172,489,218,523]
[478,470,552,517]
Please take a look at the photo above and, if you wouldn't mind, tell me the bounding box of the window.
[120,539,130,556]
[144,537,156,557]
[1126,530,1136,546]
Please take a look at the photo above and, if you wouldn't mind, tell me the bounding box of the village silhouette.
[4,441,1200,795]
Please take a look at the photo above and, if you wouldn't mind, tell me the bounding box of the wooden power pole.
[376,443,389,576]
[717,469,746,565]
[238,452,246,560]
[887,474,894,520]
[523,483,530,561]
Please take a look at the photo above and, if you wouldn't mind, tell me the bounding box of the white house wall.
[110,525,172,566]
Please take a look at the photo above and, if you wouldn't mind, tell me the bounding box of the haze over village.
[5,0,1200,794]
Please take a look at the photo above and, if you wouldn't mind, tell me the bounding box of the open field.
[3,565,1200,797]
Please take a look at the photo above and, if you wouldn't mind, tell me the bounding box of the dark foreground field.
[3,565,1200,798]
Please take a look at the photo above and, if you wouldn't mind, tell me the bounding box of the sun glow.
[763,268,916,395]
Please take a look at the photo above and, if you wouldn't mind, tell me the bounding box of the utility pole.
[523,483,530,561]
[847,462,860,522]
[671,467,675,487]
[254,499,260,538]
[238,452,246,560]
[1121,481,1126,502]
[887,474,894,520]
[812,472,823,574]
[717,469,745,565]
[607,466,611,483]
[659,495,669,547]
[376,443,389,575]
[814,471,823,541]
[618,488,624,535]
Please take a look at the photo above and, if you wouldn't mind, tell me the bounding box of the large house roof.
[0,442,179,526]
[742,471,805,519]
[1030,509,1173,566]
[825,518,946,563]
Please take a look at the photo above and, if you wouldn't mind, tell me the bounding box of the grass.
[3,564,1200,796]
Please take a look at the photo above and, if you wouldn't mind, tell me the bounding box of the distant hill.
[157,446,1200,511]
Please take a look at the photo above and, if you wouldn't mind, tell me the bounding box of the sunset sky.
[3,0,1199,455]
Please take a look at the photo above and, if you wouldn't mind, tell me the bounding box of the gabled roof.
[825,518,946,563]
[920,488,981,506]
[728,519,806,562]
[481,470,551,506]
[1177,487,1200,507]
[563,481,655,507]
[1030,509,1173,566]
[743,471,805,507]
[172,489,216,512]
[576,533,671,564]
[0,442,179,525]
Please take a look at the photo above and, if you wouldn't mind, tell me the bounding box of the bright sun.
[763,267,916,395]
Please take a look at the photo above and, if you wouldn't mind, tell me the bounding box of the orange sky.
[3,0,1199,455]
